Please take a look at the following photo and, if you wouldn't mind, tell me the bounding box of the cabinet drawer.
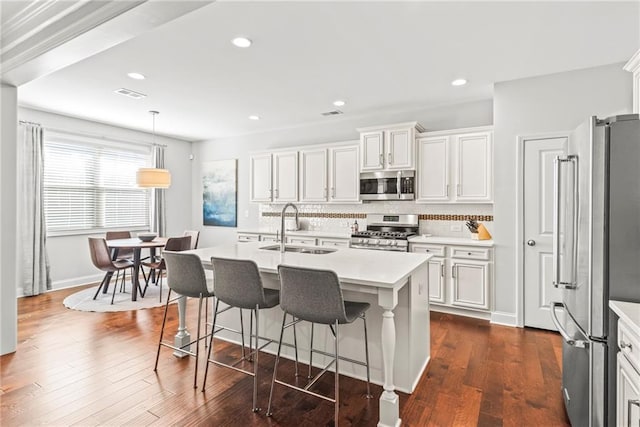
[619,319,640,373]
[286,237,317,246]
[318,238,350,248]
[237,234,260,242]
[260,235,278,243]
[450,246,491,260]
[410,244,446,257]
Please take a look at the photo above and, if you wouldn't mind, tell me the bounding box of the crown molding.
[0,1,212,86]
[623,48,640,73]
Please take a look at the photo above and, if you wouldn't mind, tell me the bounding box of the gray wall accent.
[193,99,494,248]
[493,62,632,319]
[17,107,193,292]
[1,85,18,354]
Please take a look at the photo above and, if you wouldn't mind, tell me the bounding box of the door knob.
[527,239,536,246]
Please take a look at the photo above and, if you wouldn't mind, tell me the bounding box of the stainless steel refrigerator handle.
[553,156,577,289]
[550,302,588,349]
[628,399,640,427]
[397,171,402,199]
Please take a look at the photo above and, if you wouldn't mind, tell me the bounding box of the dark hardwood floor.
[1,285,570,426]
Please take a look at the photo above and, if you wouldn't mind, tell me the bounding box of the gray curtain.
[19,124,51,296]
[151,145,167,236]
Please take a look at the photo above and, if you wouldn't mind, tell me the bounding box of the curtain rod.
[19,120,41,126]
[37,125,168,148]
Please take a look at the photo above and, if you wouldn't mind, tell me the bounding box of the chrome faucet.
[280,203,299,252]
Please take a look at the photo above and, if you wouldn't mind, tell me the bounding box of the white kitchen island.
[179,242,431,427]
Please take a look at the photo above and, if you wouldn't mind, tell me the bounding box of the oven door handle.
[550,302,588,349]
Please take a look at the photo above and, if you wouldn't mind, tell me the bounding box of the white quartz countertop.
[237,229,351,239]
[610,300,640,331]
[408,235,495,247]
[186,241,431,289]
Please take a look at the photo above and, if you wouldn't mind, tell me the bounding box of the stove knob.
[372,239,379,245]
[380,240,390,245]
[391,240,398,246]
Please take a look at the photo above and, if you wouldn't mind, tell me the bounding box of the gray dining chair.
[156,251,215,388]
[267,265,372,424]
[202,257,280,412]
[183,230,200,250]
[88,237,134,305]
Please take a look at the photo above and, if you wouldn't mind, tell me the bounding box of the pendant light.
[136,110,171,188]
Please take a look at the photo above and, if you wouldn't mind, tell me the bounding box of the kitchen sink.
[259,245,336,254]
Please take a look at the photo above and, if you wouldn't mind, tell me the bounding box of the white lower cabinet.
[410,242,493,315]
[237,232,349,248]
[318,237,350,248]
[451,259,490,310]
[617,313,640,427]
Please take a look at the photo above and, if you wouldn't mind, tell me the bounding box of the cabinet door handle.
[379,154,384,166]
[446,185,449,197]
[456,184,461,196]
[441,264,445,277]
[621,341,633,350]
[627,400,640,427]
[451,265,456,278]
[388,152,393,164]
[275,188,279,199]
[324,187,328,198]
[332,187,336,198]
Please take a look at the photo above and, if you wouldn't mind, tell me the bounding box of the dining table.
[106,237,168,301]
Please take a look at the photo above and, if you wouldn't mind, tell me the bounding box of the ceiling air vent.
[114,88,147,99]
[321,110,343,116]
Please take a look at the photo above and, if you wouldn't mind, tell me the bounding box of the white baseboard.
[429,305,491,321]
[490,311,518,327]
[18,274,104,298]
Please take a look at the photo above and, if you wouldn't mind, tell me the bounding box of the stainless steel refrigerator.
[550,114,640,426]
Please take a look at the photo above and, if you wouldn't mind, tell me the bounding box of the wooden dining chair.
[106,230,133,292]
[141,236,191,301]
[88,237,135,305]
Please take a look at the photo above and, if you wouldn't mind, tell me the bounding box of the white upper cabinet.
[273,151,298,202]
[299,148,328,202]
[360,131,384,171]
[329,144,359,202]
[358,122,424,171]
[417,136,450,201]
[455,132,492,202]
[250,153,272,202]
[299,143,360,203]
[416,127,493,203]
[250,151,298,203]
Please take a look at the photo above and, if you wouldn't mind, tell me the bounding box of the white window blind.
[43,133,151,234]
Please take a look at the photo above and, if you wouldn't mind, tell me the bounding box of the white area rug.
[63,280,172,312]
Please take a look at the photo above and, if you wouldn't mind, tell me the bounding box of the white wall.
[1,85,18,355]
[18,108,193,292]
[192,99,494,247]
[493,63,632,324]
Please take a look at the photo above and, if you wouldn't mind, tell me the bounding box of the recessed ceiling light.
[232,37,252,48]
[451,78,467,86]
[333,100,346,107]
[248,115,260,120]
[127,72,145,80]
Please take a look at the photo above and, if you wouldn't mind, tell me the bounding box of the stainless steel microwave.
[359,170,415,201]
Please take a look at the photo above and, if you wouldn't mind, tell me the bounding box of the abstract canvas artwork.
[202,159,237,227]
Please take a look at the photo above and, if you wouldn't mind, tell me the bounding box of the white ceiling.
[16,1,640,141]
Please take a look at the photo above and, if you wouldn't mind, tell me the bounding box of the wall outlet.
[450,224,462,232]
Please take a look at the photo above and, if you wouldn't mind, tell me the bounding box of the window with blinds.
[43,132,151,234]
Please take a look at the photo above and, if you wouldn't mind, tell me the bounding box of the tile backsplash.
[259,202,493,238]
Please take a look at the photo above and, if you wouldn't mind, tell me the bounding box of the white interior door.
[523,136,567,329]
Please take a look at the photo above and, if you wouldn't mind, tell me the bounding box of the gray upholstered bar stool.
[267,265,372,424]
[202,257,280,412]
[155,251,215,388]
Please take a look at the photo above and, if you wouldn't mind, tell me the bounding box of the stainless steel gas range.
[350,214,418,252]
